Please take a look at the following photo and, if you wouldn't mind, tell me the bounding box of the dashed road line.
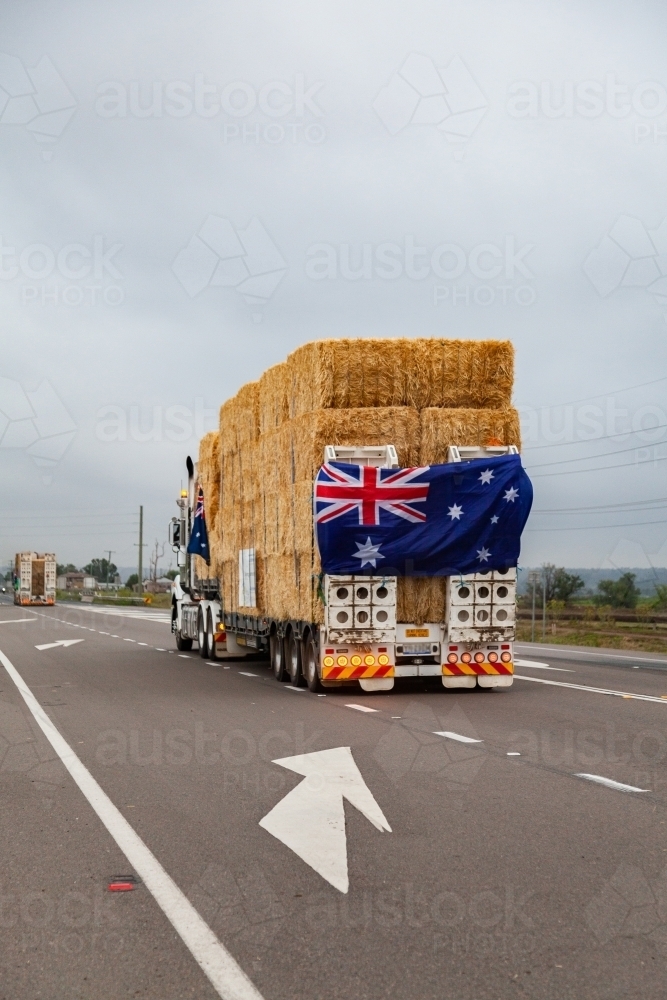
[345,704,378,713]
[575,773,650,794]
[514,659,574,673]
[434,731,483,744]
[239,671,258,677]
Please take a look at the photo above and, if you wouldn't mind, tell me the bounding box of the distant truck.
[14,552,56,606]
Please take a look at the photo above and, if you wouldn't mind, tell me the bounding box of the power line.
[527,441,666,470]
[517,374,667,410]
[530,454,667,478]
[523,424,667,452]
[526,518,667,531]
[533,495,667,513]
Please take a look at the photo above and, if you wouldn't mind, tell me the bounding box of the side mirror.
[168,517,181,549]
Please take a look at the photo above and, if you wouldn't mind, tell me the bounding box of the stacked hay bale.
[205,338,520,626]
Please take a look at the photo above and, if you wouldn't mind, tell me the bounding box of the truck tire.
[197,609,208,658]
[176,632,193,651]
[270,632,287,682]
[286,632,303,687]
[303,634,322,693]
[206,610,218,661]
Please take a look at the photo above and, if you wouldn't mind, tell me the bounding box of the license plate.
[403,642,431,654]
[405,628,429,638]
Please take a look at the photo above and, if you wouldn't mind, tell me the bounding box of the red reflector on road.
[108,875,139,892]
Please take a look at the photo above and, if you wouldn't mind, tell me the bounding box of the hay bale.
[282,338,514,420]
[397,577,447,626]
[258,362,290,434]
[404,339,514,410]
[286,339,406,417]
[259,407,421,494]
[219,380,259,456]
[420,407,521,465]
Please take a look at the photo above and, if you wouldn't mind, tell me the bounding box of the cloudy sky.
[2,0,667,578]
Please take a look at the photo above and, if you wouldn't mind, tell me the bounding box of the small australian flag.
[187,485,210,565]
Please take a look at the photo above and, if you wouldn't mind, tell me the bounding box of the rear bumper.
[323,663,394,681]
[442,662,513,676]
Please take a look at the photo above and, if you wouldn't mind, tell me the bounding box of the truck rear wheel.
[176,632,193,651]
[206,611,218,661]
[303,635,322,693]
[197,609,208,658]
[286,632,303,687]
[270,633,287,682]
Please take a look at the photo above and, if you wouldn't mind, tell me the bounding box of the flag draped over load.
[314,453,532,576]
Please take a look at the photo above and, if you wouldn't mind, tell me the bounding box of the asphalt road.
[3,599,667,999]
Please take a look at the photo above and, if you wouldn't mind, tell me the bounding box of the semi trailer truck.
[14,552,56,606]
[168,337,531,693]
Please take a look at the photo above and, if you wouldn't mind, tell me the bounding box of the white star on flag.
[479,469,494,485]
[503,487,519,502]
[490,515,499,524]
[352,537,385,568]
[447,503,463,520]
[477,547,491,562]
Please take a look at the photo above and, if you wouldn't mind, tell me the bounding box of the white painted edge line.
[433,731,483,744]
[0,647,264,1000]
[283,686,304,692]
[575,773,650,793]
[515,644,667,666]
[345,704,378,713]
[239,672,258,677]
[515,674,667,705]
[514,659,574,673]
[0,618,37,624]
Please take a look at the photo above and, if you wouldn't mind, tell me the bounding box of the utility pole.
[528,570,539,643]
[106,550,114,590]
[136,506,145,596]
[542,567,547,639]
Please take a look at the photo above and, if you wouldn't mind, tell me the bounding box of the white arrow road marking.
[35,639,84,651]
[433,731,483,744]
[514,659,574,673]
[0,647,264,1000]
[0,618,37,624]
[259,747,391,894]
[575,773,650,794]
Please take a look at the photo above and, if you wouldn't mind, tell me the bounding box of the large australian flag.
[315,453,532,576]
[187,485,210,565]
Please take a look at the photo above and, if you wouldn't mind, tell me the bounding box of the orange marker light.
[323,655,334,667]
[461,652,472,663]
[337,655,348,667]
[474,652,485,663]
[501,652,512,663]
[447,652,458,664]
[378,654,389,666]
[351,655,362,666]
[364,654,375,666]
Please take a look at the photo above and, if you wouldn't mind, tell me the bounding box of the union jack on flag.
[315,463,431,526]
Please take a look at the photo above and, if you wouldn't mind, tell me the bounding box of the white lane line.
[138,642,148,646]
[433,731,483,744]
[515,644,667,667]
[515,674,667,705]
[507,752,521,756]
[0,618,37,624]
[156,648,166,652]
[239,672,258,677]
[0,647,264,1000]
[576,773,650,794]
[123,638,136,643]
[514,659,574,673]
[283,686,304,693]
[178,654,191,659]
[345,704,378,713]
